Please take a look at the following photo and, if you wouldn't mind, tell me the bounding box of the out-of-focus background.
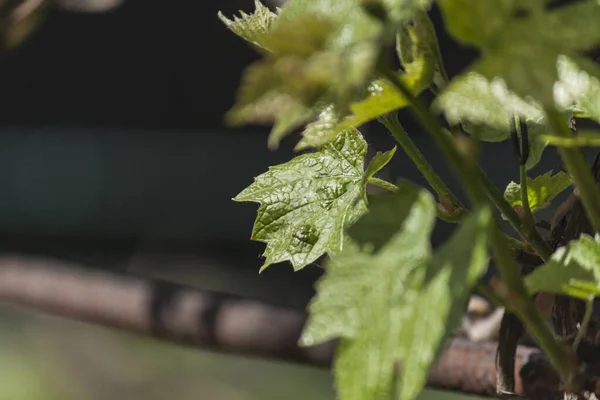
[0,0,585,399]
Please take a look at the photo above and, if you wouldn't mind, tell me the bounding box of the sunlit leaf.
[525,234,600,298]
[438,0,600,105]
[295,9,443,151]
[221,0,435,149]
[217,0,279,51]
[397,9,447,92]
[433,72,553,169]
[365,146,397,181]
[301,184,491,400]
[296,77,417,150]
[234,129,374,271]
[554,55,600,123]
[503,171,572,213]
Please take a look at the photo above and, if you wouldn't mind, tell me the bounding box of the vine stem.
[378,113,464,215]
[381,68,578,388]
[546,108,600,233]
[368,177,399,192]
[520,165,534,227]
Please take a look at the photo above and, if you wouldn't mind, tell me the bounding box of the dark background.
[0,0,585,307]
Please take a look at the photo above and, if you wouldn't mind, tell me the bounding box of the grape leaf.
[554,55,600,123]
[397,9,447,92]
[217,0,279,52]
[365,146,397,181]
[221,0,435,150]
[433,71,576,169]
[438,0,600,106]
[503,171,572,213]
[296,68,432,150]
[234,129,375,272]
[433,72,551,169]
[300,184,491,400]
[296,9,442,151]
[525,234,600,299]
[220,0,383,150]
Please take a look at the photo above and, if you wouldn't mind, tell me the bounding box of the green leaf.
[224,0,435,150]
[234,129,370,271]
[434,72,546,140]
[217,1,279,52]
[525,234,600,298]
[365,146,397,181]
[503,171,572,213]
[397,9,447,91]
[438,0,600,105]
[294,8,443,152]
[296,76,419,151]
[223,0,383,149]
[347,183,418,253]
[555,55,600,123]
[301,184,491,400]
[433,72,551,169]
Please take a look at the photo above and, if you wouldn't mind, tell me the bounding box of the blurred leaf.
[234,129,370,271]
[296,8,442,151]
[397,9,447,91]
[222,0,435,149]
[217,0,279,51]
[525,234,600,299]
[0,0,51,51]
[555,55,600,123]
[438,0,600,105]
[301,183,491,400]
[433,71,554,169]
[503,171,572,213]
[347,185,419,252]
[296,76,419,151]
[365,146,397,180]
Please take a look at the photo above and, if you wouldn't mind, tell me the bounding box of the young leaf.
[364,146,397,181]
[503,171,572,213]
[301,184,491,400]
[296,76,419,151]
[217,0,279,51]
[433,72,550,169]
[221,0,384,150]
[525,235,600,298]
[397,10,447,92]
[554,55,600,123]
[296,9,443,151]
[438,0,600,106]
[222,0,436,150]
[234,129,373,272]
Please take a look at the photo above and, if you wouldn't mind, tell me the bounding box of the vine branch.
[0,253,540,398]
[380,67,578,388]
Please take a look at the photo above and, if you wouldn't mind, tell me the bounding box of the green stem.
[382,68,578,388]
[367,177,460,222]
[378,113,463,211]
[519,165,534,226]
[546,108,600,233]
[476,162,553,261]
[367,177,399,192]
[572,296,594,352]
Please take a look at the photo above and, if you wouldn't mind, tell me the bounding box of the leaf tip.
[267,135,280,151]
[298,332,315,347]
[258,262,271,273]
